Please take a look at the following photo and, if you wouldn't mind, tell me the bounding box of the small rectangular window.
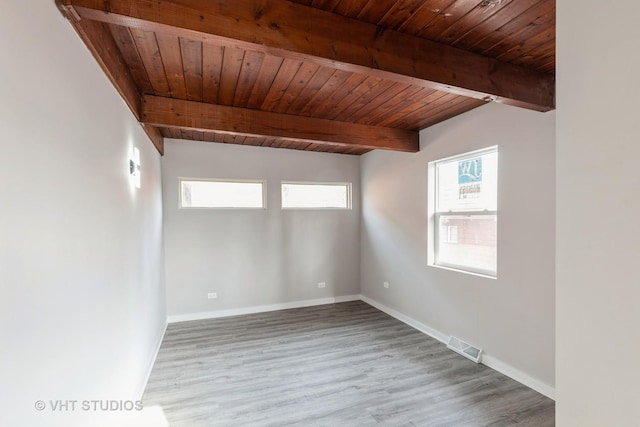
[281,182,351,209]
[431,147,498,277]
[179,179,266,209]
[446,225,459,244]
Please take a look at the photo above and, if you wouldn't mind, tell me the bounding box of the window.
[281,182,351,209]
[431,147,498,277]
[179,179,266,209]
[446,225,459,244]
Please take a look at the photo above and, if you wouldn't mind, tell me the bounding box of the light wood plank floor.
[143,301,554,426]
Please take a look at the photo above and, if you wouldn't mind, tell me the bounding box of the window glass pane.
[436,151,498,212]
[180,180,265,208]
[437,214,497,274]
[282,182,350,209]
[431,147,498,276]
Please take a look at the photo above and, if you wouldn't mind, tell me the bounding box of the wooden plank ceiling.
[56,0,555,155]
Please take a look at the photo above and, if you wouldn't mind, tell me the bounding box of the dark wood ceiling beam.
[60,0,554,112]
[55,1,164,154]
[142,95,419,152]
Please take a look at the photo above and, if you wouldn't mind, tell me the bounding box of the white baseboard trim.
[360,295,449,344]
[359,294,556,401]
[136,320,167,400]
[481,354,556,400]
[164,293,555,400]
[167,294,362,323]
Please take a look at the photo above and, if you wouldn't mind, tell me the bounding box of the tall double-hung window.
[431,147,498,277]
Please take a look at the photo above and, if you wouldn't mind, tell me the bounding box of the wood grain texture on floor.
[143,301,554,426]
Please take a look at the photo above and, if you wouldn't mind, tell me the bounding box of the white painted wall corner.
[135,321,168,400]
[167,295,361,323]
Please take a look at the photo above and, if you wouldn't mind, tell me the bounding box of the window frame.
[430,146,498,278]
[280,181,353,210]
[178,177,267,210]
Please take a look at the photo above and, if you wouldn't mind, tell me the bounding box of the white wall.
[0,2,166,426]
[360,103,556,395]
[162,141,360,318]
[556,1,640,425]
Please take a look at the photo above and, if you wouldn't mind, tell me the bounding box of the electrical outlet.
[383,282,390,289]
[207,292,217,299]
[318,282,326,288]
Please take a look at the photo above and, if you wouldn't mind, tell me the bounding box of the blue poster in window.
[458,157,482,184]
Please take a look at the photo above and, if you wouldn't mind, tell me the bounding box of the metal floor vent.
[447,336,483,363]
